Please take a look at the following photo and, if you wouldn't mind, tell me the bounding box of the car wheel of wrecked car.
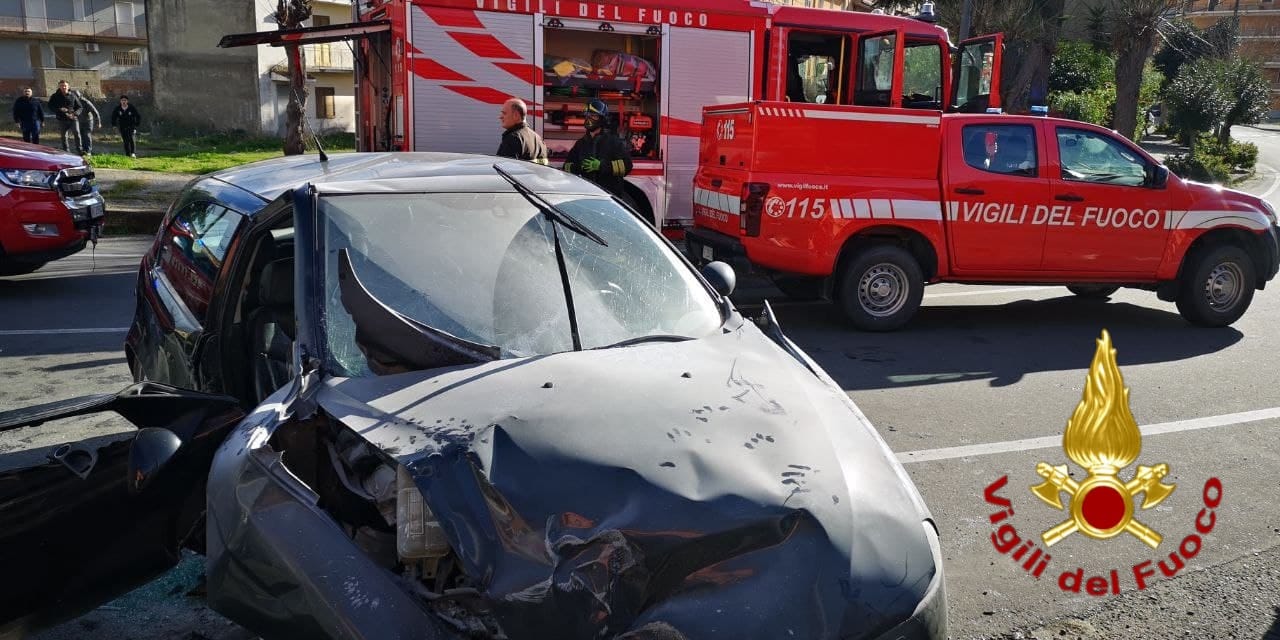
[1066,284,1120,299]
[838,244,924,331]
[1176,243,1257,327]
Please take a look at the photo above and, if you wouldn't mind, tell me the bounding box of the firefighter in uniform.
[563,100,635,208]
[496,98,548,165]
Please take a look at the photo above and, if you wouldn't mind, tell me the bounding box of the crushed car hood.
[318,323,937,639]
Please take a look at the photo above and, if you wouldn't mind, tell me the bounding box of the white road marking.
[0,328,129,336]
[896,406,1280,464]
[925,286,1060,299]
[1257,163,1280,199]
[65,253,141,258]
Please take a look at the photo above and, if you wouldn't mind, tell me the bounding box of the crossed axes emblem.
[1032,461,1175,548]
[1031,330,1177,550]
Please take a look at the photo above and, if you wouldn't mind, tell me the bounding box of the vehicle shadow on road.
[1266,606,1280,640]
[771,296,1244,391]
[41,357,128,373]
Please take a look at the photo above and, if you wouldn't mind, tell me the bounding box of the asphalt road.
[4,130,1280,639]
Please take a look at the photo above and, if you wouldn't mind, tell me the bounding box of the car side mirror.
[1148,164,1169,189]
[702,261,736,296]
[127,427,182,494]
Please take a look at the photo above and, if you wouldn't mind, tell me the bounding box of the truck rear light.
[740,182,770,237]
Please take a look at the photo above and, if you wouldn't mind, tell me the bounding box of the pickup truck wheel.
[1067,285,1120,299]
[837,245,924,331]
[1175,244,1256,327]
[772,275,826,301]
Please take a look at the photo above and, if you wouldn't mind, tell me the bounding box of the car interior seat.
[992,135,1031,175]
[247,256,296,402]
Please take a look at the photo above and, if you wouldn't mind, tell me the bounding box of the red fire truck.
[689,83,1280,329]
[347,0,992,238]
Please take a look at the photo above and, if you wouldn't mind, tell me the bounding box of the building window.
[312,14,330,27]
[315,87,336,119]
[54,46,76,69]
[112,50,142,66]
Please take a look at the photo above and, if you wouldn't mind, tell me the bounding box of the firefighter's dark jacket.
[563,130,633,198]
[496,122,548,165]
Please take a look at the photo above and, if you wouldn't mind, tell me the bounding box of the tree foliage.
[1153,16,1239,88]
[1050,40,1115,94]
[1215,56,1271,142]
[1164,58,1230,150]
[1110,0,1189,141]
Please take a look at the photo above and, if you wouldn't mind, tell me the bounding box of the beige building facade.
[145,0,355,135]
[1186,0,1280,114]
[254,0,356,135]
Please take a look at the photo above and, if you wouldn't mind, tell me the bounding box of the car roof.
[205,152,610,213]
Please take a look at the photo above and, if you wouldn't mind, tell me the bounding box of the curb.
[105,206,166,235]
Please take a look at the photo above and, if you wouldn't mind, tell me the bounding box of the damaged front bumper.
[205,408,461,640]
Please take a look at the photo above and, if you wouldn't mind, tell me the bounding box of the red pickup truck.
[0,138,104,276]
[688,104,1280,330]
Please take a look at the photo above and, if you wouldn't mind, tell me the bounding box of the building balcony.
[0,15,145,41]
[303,43,353,72]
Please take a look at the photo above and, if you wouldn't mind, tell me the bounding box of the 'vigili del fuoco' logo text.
[982,330,1223,596]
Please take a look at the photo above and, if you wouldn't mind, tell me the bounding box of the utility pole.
[277,0,313,155]
[958,0,975,41]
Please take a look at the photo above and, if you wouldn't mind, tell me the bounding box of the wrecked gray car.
[0,154,945,639]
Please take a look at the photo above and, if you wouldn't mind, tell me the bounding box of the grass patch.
[0,129,352,175]
[89,132,354,174]
[90,150,286,174]
[100,178,147,198]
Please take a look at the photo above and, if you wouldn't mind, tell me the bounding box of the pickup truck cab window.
[1057,128,1149,187]
[962,124,1037,177]
[902,42,943,109]
[855,32,897,107]
[953,37,999,112]
[785,31,852,105]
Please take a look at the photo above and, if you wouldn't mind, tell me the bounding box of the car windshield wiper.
[492,163,606,352]
[594,334,693,350]
[493,163,607,247]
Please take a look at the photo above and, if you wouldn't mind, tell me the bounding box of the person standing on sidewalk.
[72,89,101,156]
[12,87,44,145]
[47,81,82,153]
[110,95,142,158]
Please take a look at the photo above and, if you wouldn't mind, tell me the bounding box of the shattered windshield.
[319,192,723,376]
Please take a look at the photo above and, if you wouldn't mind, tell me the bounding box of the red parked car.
[0,138,104,275]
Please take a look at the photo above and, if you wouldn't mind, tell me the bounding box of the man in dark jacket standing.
[563,100,634,208]
[72,89,101,155]
[110,95,142,158]
[47,80,82,153]
[496,98,548,165]
[12,87,44,145]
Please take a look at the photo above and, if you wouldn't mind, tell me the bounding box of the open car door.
[950,33,1004,113]
[0,383,244,636]
[852,28,905,108]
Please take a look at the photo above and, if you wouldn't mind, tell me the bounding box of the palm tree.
[276,0,313,155]
[1111,0,1190,140]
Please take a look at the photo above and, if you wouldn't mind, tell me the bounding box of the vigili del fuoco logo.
[982,330,1223,596]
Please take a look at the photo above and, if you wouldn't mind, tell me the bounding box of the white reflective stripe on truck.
[1167,210,1270,231]
[817,199,942,221]
[694,187,741,216]
[801,110,941,126]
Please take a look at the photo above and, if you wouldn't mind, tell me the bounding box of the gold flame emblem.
[1031,330,1176,549]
